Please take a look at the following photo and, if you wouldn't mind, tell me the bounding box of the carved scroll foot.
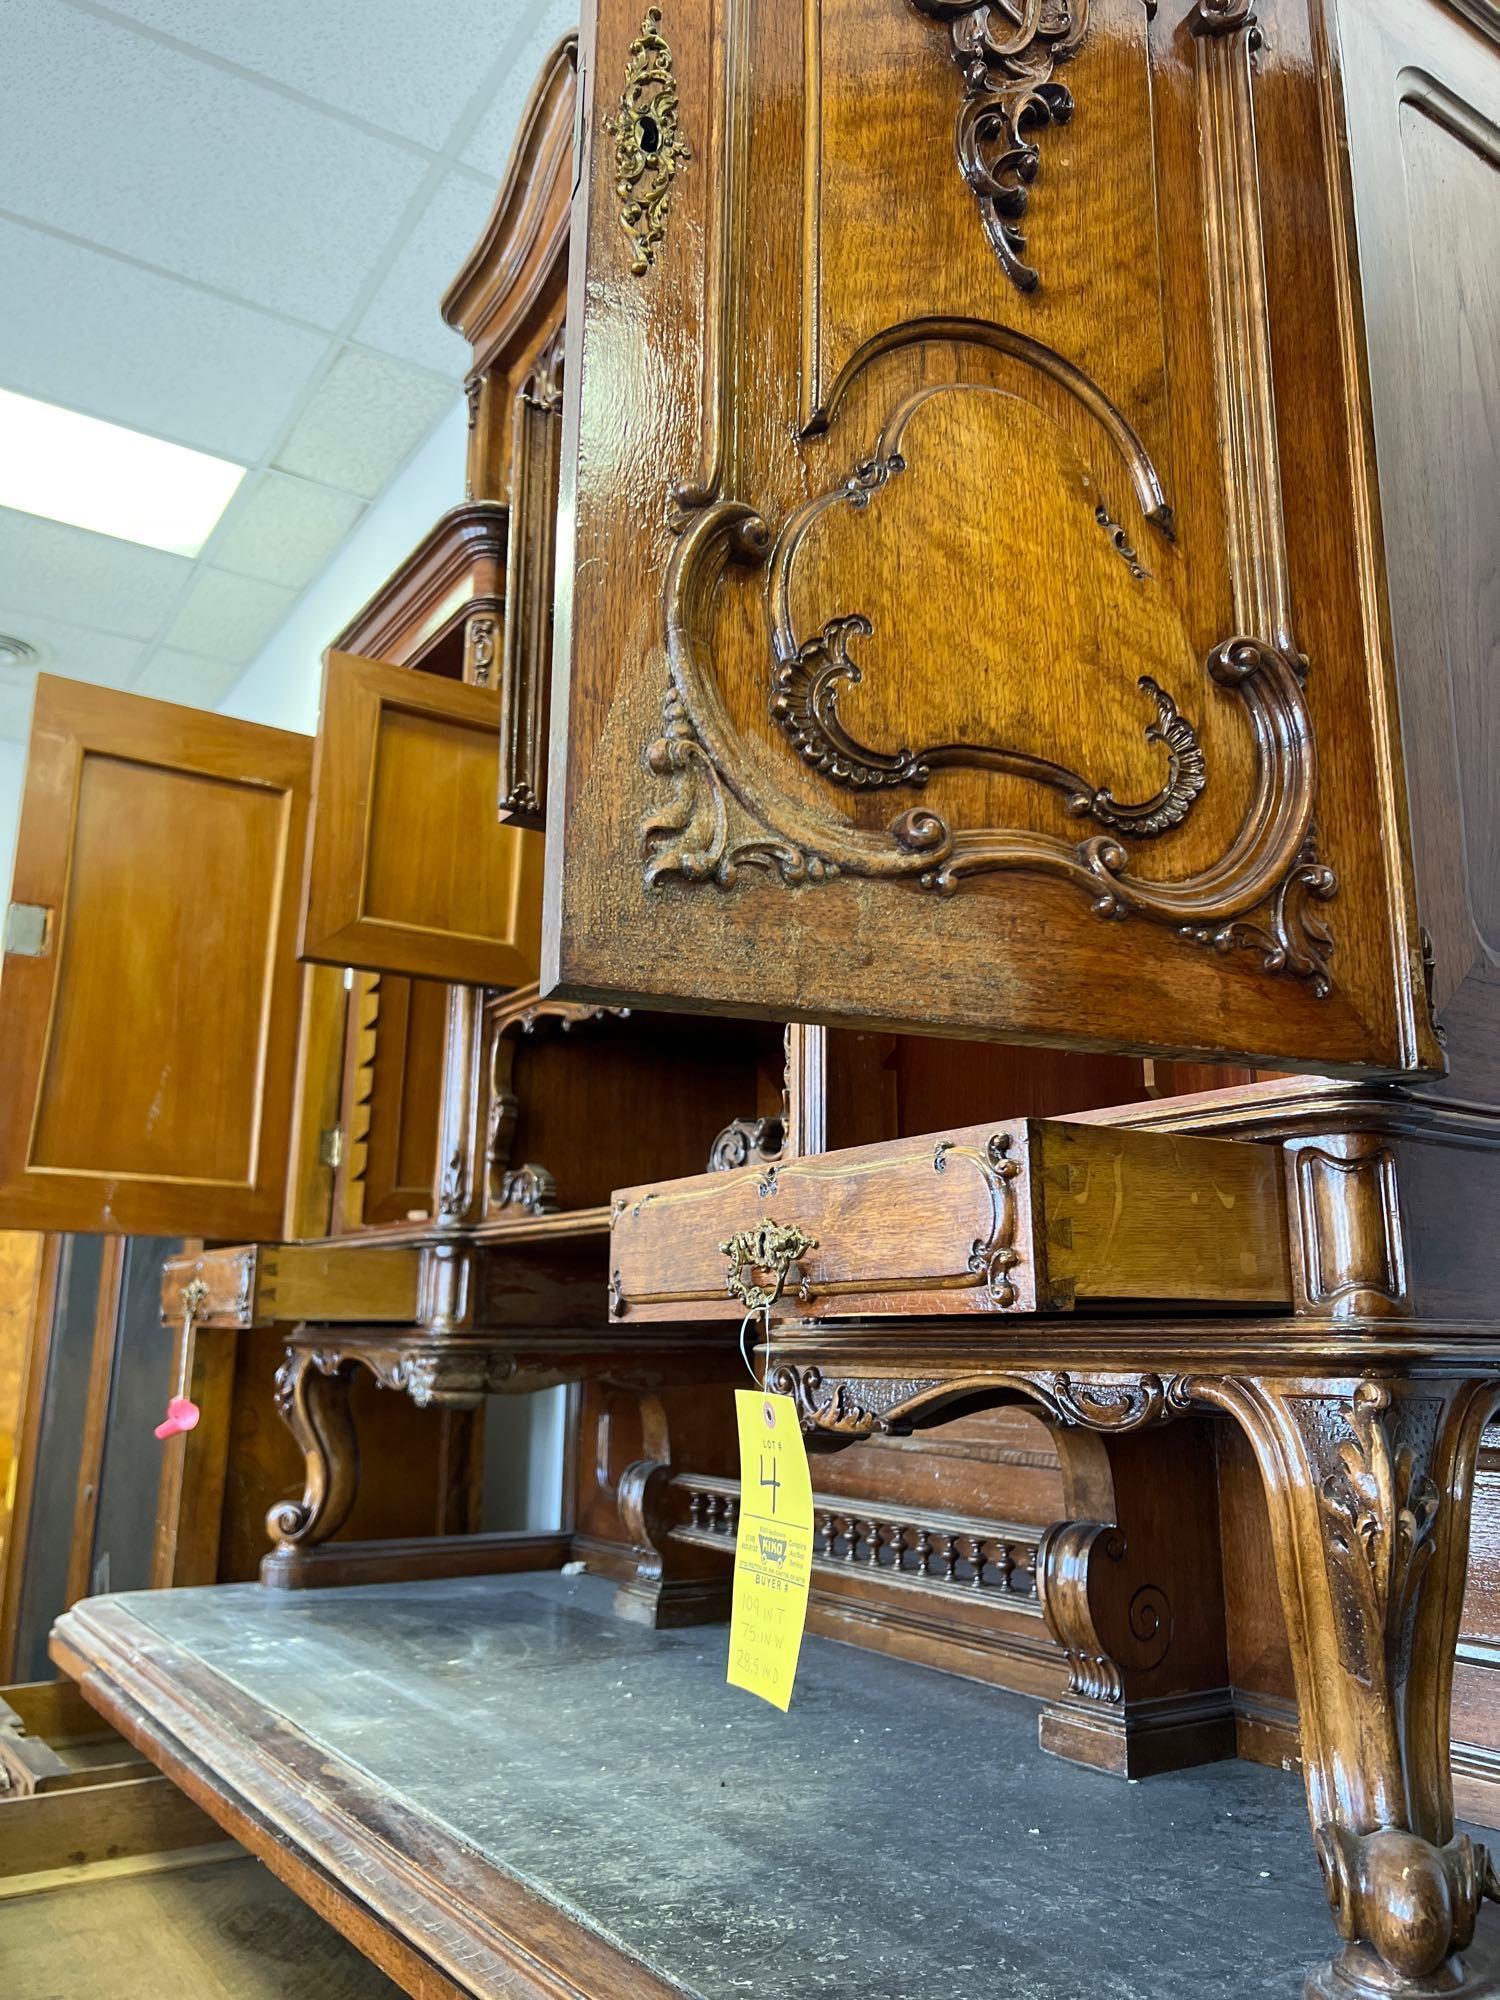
[610,1387,735,1628]
[615,1456,733,1628]
[1198,1374,1500,1998]
[260,1347,361,1587]
[1037,1416,1235,1777]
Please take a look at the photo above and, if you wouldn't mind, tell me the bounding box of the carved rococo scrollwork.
[646,485,1335,993]
[493,1164,559,1217]
[773,607,1205,836]
[770,1364,1192,1444]
[708,1115,786,1174]
[909,0,1090,293]
[934,1133,1024,1308]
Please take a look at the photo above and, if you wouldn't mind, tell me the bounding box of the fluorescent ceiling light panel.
[0,388,245,557]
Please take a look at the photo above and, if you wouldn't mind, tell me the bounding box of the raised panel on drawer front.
[547,0,1440,1079]
[609,1118,1289,1322]
[300,650,543,988]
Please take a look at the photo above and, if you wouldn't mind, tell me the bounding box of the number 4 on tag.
[728,1389,815,1711]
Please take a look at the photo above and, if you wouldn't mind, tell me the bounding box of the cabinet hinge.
[3,902,51,956]
[319,1126,345,1169]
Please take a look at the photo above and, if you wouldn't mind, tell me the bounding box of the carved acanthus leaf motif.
[437,1147,469,1219]
[1318,1381,1440,1690]
[604,8,691,275]
[467,614,497,687]
[910,0,1090,292]
[1179,827,1336,998]
[772,609,1205,837]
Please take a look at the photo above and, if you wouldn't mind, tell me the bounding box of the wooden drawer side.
[610,1120,1289,1324]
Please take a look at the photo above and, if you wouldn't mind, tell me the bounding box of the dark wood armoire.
[6,4,1500,1997]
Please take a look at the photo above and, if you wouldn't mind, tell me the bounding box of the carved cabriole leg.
[613,1388,736,1630]
[1196,1373,1500,1999]
[1037,1416,1236,1777]
[261,1347,361,1584]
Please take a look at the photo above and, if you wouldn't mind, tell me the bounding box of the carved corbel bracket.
[1038,1519,1129,1702]
[708,1114,786,1174]
[910,0,1091,292]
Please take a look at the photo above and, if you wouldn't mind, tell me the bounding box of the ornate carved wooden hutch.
[539,0,1500,1994]
[5,3,1498,1997]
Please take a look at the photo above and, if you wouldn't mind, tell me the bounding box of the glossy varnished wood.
[545,0,1441,1078]
[300,651,543,989]
[0,679,312,1237]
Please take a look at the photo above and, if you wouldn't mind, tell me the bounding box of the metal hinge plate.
[3,902,51,957]
[319,1126,345,1169]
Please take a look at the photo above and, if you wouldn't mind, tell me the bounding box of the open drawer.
[161,1240,423,1329]
[610,1120,1289,1323]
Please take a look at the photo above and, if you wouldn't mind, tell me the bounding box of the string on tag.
[737,1299,774,1394]
[156,1278,206,1440]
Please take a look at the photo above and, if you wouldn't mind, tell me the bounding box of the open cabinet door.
[543,0,1444,1079]
[0,678,312,1237]
[299,650,543,987]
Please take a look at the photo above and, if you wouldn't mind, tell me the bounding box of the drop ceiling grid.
[0,0,580,741]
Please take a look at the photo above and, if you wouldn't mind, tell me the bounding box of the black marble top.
[121,1570,1356,1999]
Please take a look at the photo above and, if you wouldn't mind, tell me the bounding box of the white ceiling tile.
[0,604,145,689]
[1,0,430,328]
[0,508,190,639]
[95,0,526,150]
[274,347,459,500]
[460,5,580,179]
[206,472,366,590]
[161,568,296,664]
[0,680,36,743]
[0,218,326,461]
[354,169,497,378]
[132,648,243,707]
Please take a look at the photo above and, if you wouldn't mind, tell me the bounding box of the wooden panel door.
[545,0,1444,1079]
[0,679,311,1238]
[1332,0,1500,1106]
[300,650,543,987]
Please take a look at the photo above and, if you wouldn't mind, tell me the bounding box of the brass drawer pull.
[720,1220,818,1311]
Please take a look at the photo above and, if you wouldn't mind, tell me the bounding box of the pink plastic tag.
[154,1396,201,1441]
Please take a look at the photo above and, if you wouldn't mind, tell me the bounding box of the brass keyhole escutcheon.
[720,1220,818,1312]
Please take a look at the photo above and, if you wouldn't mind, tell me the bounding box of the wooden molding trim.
[53,1596,683,2000]
[260,1529,572,1593]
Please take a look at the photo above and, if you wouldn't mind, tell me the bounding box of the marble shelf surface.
[108,1569,1418,2000]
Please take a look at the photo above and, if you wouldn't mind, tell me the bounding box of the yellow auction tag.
[727,1388,814,1711]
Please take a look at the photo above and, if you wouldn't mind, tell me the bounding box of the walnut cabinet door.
[0,678,314,1238]
[300,650,543,988]
[544,0,1446,1079]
